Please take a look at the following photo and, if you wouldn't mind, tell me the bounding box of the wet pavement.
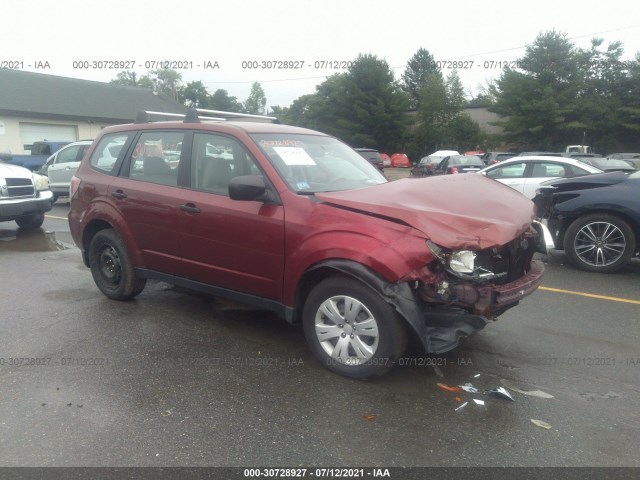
[0,200,639,467]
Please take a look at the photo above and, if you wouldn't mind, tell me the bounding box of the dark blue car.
[534,171,640,273]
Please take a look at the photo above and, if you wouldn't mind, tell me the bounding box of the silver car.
[40,141,92,202]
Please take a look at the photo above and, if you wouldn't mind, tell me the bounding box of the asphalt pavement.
[0,194,639,469]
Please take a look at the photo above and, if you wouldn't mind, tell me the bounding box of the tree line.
[111,31,640,159]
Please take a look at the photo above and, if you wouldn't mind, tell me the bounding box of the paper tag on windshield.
[273,147,316,166]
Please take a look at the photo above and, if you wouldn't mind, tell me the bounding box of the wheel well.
[293,266,350,324]
[82,220,113,262]
[293,261,416,341]
[560,210,639,252]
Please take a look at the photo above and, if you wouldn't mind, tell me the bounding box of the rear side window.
[90,133,132,174]
[128,131,184,187]
[487,162,526,179]
[57,144,89,164]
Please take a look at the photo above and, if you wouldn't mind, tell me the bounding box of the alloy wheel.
[573,221,626,267]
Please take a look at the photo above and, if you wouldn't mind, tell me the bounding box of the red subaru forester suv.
[69,109,546,379]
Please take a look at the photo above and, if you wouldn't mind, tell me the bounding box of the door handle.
[179,203,201,214]
[111,191,127,200]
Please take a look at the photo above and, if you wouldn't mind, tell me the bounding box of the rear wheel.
[15,212,45,229]
[303,277,407,379]
[89,229,146,300]
[564,214,635,273]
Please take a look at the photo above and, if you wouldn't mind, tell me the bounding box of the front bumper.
[0,190,54,221]
[419,260,544,318]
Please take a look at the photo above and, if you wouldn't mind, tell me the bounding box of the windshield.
[250,134,387,193]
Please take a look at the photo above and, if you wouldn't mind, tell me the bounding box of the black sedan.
[534,171,640,273]
[433,155,485,175]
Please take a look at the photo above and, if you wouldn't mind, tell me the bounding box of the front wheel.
[303,277,407,379]
[563,214,635,273]
[15,212,45,229]
[88,229,146,300]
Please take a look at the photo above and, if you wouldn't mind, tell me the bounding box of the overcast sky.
[6,0,640,108]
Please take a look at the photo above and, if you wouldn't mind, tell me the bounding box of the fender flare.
[300,259,428,349]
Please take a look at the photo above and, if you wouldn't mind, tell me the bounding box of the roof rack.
[134,108,278,124]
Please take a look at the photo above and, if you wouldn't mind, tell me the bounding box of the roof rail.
[134,108,277,124]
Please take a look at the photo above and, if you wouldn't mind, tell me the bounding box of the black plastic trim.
[134,268,294,320]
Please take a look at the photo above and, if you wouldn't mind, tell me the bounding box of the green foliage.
[243,82,267,115]
[402,48,440,109]
[276,55,410,153]
[209,89,244,112]
[491,30,640,151]
[406,70,485,158]
[178,81,211,108]
[109,69,181,100]
[150,69,183,100]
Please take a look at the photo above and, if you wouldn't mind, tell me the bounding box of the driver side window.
[191,133,263,195]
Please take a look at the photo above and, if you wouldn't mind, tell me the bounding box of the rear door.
[178,132,285,300]
[522,161,570,198]
[108,130,191,275]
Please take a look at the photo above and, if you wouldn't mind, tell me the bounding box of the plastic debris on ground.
[531,419,552,429]
[486,386,515,402]
[501,379,554,399]
[454,402,468,412]
[473,374,481,378]
[437,383,462,393]
[363,414,377,421]
[473,399,485,406]
[460,382,479,393]
[454,397,462,402]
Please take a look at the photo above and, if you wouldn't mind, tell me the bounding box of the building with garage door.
[0,69,187,155]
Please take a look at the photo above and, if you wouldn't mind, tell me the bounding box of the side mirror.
[229,175,267,201]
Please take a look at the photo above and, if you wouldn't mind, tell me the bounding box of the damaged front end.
[411,227,545,353]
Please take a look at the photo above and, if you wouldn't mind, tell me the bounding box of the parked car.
[390,153,411,167]
[0,141,72,171]
[354,148,384,172]
[0,162,54,228]
[411,150,460,176]
[577,157,636,173]
[410,156,439,176]
[68,108,545,379]
[433,154,485,175]
[478,156,603,199]
[607,153,640,169]
[534,171,640,273]
[38,140,93,202]
[481,152,516,165]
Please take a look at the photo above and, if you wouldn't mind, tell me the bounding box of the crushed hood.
[316,175,535,250]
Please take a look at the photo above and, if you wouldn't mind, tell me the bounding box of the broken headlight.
[449,250,476,274]
[427,240,501,282]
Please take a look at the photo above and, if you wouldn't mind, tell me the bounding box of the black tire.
[303,276,407,379]
[563,214,635,273]
[88,229,146,300]
[15,212,45,229]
